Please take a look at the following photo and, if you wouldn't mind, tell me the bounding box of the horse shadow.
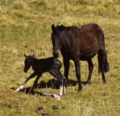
[12,79,87,95]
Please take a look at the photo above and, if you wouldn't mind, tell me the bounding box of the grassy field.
[0,0,120,115]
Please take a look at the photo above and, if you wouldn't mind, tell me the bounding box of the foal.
[15,54,66,95]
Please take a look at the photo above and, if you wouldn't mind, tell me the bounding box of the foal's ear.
[51,24,55,32]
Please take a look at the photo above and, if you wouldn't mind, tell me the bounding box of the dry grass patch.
[0,0,120,116]
[0,0,120,27]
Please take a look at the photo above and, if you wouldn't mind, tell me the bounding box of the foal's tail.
[98,50,109,73]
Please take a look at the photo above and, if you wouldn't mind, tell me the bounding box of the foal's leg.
[49,59,65,81]
[29,74,42,93]
[15,72,36,92]
[49,67,63,81]
[74,59,82,92]
[53,71,66,95]
[86,59,94,85]
[49,69,66,95]
[59,79,66,95]
[49,59,66,95]
[57,70,66,95]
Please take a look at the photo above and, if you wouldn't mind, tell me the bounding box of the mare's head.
[24,54,35,73]
[51,24,64,58]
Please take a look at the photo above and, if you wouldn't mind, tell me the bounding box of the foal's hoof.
[29,90,35,95]
[63,76,66,80]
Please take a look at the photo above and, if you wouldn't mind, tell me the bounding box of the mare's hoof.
[85,82,91,86]
[103,82,107,85]
[78,89,82,92]
[102,80,107,85]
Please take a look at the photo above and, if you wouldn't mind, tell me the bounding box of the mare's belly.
[80,53,96,60]
[80,46,98,60]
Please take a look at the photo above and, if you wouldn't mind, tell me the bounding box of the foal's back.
[32,57,54,73]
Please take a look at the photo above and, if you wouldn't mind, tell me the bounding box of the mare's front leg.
[63,57,70,84]
[86,59,94,85]
[74,58,82,92]
[15,72,36,92]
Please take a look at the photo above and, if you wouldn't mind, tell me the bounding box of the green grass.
[0,0,120,115]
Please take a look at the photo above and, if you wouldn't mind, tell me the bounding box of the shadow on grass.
[12,79,88,95]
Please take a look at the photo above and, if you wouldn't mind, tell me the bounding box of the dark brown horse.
[51,23,109,92]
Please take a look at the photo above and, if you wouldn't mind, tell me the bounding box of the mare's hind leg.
[86,59,94,85]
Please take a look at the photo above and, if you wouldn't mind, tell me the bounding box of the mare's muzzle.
[24,69,28,73]
[53,52,59,58]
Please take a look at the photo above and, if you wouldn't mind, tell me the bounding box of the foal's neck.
[31,57,38,66]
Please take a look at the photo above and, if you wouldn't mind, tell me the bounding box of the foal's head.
[51,24,64,58]
[24,54,35,73]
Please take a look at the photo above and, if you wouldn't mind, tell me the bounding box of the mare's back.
[64,24,102,46]
[80,23,102,35]
[61,24,103,60]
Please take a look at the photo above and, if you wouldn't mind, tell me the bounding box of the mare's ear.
[60,24,64,32]
[51,24,55,32]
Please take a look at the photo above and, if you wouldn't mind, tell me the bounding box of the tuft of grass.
[12,0,29,10]
[32,0,48,5]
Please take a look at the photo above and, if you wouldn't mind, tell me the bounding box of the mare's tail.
[98,50,109,73]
